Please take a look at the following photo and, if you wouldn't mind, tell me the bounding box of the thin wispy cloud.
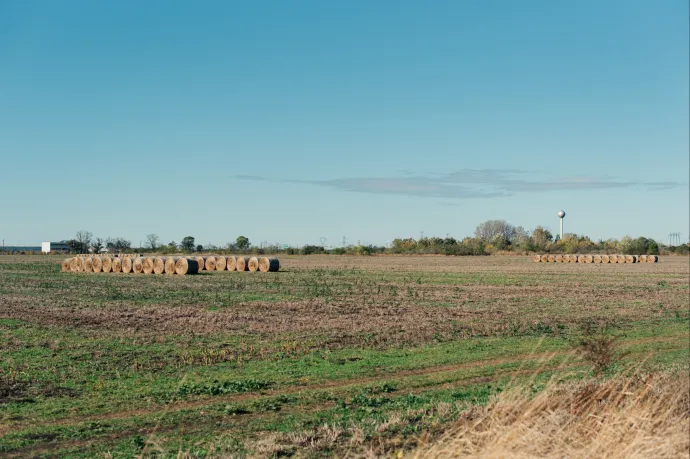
[235,170,685,199]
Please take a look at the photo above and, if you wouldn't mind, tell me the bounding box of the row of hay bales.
[532,254,658,264]
[61,255,280,274]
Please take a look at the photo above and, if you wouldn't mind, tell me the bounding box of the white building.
[41,241,71,254]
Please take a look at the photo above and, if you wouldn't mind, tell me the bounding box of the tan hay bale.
[584,255,593,264]
[569,254,578,263]
[142,257,155,274]
[544,255,554,263]
[102,257,112,273]
[539,255,548,263]
[616,255,627,264]
[153,257,167,275]
[61,258,71,272]
[648,255,658,263]
[122,257,133,273]
[93,257,104,272]
[258,257,280,273]
[226,256,237,271]
[577,255,585,263]
[205,256,217,271]
[112,257,122,273]
[85,257,94,272]
[248,257,260,272]
[638,254,647,263]
[175,257,200,275]
[194,256,206,271]
[554,255,563,263]
[593,255,602,264]
[625,255,637,264]
[236,256,250,271]
[165,257,179,275]
[216,256,227,271]
[532,255,541,263]
[133,257,144,274]
[601,255,610,263]
[69,257,80,272]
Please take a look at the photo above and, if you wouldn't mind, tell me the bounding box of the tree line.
[64,220,687,256]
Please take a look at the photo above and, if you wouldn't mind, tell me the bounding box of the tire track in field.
[3,337,687,458]
[3,363,593,459]
[1,333,684,440]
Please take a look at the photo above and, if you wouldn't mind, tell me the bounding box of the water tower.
[557,210,566,240]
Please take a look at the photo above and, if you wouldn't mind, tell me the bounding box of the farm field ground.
[0,255,688,457]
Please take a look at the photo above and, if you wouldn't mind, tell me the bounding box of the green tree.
[235,236,250,250]
[196,244,204,252]
[180,236,195,252]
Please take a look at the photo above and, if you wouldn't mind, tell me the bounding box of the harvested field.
[0,254,687,457]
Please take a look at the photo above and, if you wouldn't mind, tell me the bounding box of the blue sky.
[1,0,688,247]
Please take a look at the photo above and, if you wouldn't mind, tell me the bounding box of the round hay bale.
[112,257,122,273]
[616,255,626,264]
[69,257,80,272]
[194,256,206,271]
[92,257,104,272]
[216,256,227,271]
[584,255,593,264]
[544,254,554,263]
[638,255,647,263]
[236,256,250,271]
[569,254,579,263]
[539,255,548,263]
[205,256,217,271]
[175,257,200,275]
[248,257,260,272]
[122,257,133,273]
[601,255,610,263]
[577,255,585,263]
[61,258,71,272]
[84,257,94,272]
[165,257,179,275]
[554,254,563,263]
[153,257,167,275]
[102,257,112,273]
[593,255,602,264]
[133,257,144,274]
[142,257,155,274]
[226,256,237,271]
[258,257,280,272]
[625,255,637,264]
[532,254,541,263]
[647,255,658,263]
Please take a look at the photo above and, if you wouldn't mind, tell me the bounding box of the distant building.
[41,241,71,254]
[1,246,41,253]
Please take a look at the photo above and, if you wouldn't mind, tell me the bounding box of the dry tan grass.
[412,369,689,459]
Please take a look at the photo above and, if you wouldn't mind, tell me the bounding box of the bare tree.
[474,220,516,243]
[145,233,160,251]
[75,230,93,253]
[91,237,104,254]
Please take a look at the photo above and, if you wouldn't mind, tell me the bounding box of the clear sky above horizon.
[1,0,688,248]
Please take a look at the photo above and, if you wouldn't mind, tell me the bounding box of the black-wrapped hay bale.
[175,258,199,275]
[258,257,280,272]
